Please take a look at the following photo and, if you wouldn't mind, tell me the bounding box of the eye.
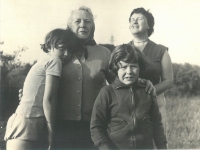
[85,20,91,23]
[75,20,81,23]
[56,44,67,51]
[131,18,135,22]
[120,66,127,69]
[130,65,138,70]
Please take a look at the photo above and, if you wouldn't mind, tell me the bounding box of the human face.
[70,10,93,40]
[49,44,70,64]
[117,61,139,85]
[129,13,149,35]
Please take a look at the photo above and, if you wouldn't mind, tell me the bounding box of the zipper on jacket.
[130,86,136,149]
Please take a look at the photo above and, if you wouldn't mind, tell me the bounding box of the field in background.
[1,95,200,149]
[166,96,200,149]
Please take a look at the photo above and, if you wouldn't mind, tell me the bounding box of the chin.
[78,35,89,40]
[124,82,134,86]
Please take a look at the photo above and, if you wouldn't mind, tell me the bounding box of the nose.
[132,19,138,24]
[80,20,86,27]
[64,51,68,56]
[126,67,132,74]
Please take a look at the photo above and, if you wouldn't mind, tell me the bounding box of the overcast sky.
[1,0,200,66]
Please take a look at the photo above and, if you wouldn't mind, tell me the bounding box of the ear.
[48,48,52,52]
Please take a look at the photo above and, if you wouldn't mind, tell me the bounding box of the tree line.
[1,45,200,120]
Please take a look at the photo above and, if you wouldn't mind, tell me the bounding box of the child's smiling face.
[117,61,139,85]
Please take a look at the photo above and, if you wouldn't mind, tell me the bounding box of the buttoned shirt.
[57,45,115,121]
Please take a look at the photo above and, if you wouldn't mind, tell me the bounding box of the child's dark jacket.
[90,78,167,149]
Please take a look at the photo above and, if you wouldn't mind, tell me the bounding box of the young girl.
[4,28,75,150]
[90,44,167,149]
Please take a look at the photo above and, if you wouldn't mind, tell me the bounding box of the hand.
[48,132,53,150]
[145,80,156,97]
[18,89,23,101]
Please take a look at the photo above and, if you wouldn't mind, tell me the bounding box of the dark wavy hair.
[109,44,146,75]
[41,28,76,53]
[129,7,154,37]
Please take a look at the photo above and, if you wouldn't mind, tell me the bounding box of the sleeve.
[150,95,167,149]
[90,88,118,150]
[45,57,62,77]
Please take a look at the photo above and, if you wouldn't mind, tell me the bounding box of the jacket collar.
[113,78,144,90]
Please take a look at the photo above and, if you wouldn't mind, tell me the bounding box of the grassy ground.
[166,96,200,149]
[0,96,200,149]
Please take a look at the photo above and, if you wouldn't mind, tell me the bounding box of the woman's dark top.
[129,40,167,85]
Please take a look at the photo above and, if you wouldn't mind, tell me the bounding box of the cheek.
[117,71,125,80]
[71,24,78,32]
[129,23,132,29]
[132,68,139,74]
[141,21,149,28]
[135,69,140,76]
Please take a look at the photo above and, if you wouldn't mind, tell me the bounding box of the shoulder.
[43,56,62,75]
[135,87,150,97]
[88,44,111,55]
[149,40,168,52]
[147,40,168,58]
[48,56,61,63]
[45,56,62,67]
[38,56,61,64]
[87,45,112,62]
[97,84,115,99]
[101,84,114,93]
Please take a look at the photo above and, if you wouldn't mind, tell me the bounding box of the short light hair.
[67,6,95,28]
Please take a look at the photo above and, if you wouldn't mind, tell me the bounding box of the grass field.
[166,96,200,149]
[0,96,200,149]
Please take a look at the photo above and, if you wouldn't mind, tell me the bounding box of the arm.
[90,89,118,150]
[142,50,173,95]
[43,75,59,150]
[155,50,173,95]
[150,96,167,149]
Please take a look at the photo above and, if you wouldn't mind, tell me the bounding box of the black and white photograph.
[1,0,200,149]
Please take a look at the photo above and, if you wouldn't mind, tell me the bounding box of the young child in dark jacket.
[90,44,167,149]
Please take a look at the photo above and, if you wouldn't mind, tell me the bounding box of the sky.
[1,0,200,66]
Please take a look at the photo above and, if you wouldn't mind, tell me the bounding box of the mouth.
[60,58,66,61]
[125,77,134,80]
[132,26,139,29]
[79,30,88,34]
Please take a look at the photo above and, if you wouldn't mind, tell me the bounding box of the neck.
[132,32,148,43]
[133,39,148,43]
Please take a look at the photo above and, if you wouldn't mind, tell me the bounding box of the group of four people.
[4,5,173,150]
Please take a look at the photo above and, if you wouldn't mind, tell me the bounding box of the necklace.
[133,39,149,43]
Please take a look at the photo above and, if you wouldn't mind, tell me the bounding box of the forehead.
[118,61,138,66]
[71,10,93,20]
[130,13,145,18]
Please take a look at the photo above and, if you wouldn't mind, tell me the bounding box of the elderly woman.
[128,7,173,135]
[53,6,156,149]
[53,6,115,149]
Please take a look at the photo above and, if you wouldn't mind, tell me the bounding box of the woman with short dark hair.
[128,7,173,136]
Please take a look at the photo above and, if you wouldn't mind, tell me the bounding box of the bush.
[166,63,200,97]
[0,48,34,120]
